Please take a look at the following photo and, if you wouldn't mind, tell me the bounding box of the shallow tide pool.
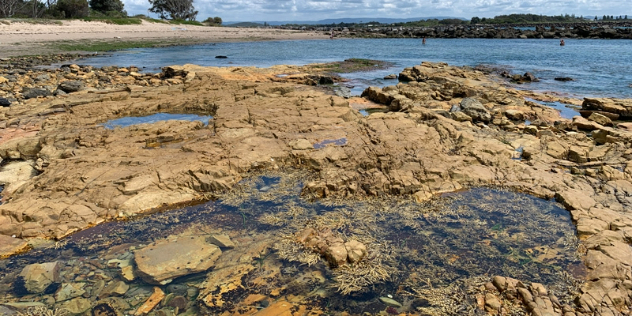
[0,172,582,315]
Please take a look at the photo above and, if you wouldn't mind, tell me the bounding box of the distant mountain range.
[223,17,467,26]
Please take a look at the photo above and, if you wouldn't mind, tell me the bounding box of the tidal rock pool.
[101,113,213,129]
[0,172,582,315]
[525,98,580,119]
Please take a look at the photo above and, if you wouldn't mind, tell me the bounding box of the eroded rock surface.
[1,61,632,315]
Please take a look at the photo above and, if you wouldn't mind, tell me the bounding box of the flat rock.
[0,235,28,258]
[588,112,613,126]
[19,261,61,294]
[380,297,403,307]
[0,97,10,107]
[207,234,235,248]
[618,122,632,131]
[555,189,596,213]
[99,280,129,297]
[0,161,38,187]
[59,297,92,315]
[55,283,86,302]
[288,139,313,150]
[573,116,603,131]
[134,236,222,285]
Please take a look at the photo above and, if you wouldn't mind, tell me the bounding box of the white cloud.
[121,0,632,22]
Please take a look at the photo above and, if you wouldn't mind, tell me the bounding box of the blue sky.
[122,0,631,22]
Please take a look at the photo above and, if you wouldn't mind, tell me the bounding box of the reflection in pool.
[101,113,213,129]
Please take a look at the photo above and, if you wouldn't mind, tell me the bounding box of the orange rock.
[134,287,165,315]
[243,294,267,305]
[254,300,293,316]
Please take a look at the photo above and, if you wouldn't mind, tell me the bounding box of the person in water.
[422,37,426,44]
[560,39,565,46]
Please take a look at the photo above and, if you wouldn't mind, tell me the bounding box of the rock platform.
[1,60,632,315]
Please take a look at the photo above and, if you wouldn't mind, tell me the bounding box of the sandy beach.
[0,20,328,57]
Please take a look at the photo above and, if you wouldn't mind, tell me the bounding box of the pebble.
[379,297,402,307]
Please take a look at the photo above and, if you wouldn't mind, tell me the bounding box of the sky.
[122,0,632,22]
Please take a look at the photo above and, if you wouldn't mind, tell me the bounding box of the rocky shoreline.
[281,22,632,39]
[1,59,632,315]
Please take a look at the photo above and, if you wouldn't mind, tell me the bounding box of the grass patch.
[170,19,203,26]
[311,58,393,73]
[82,17,143,25]
[0,18,63,25]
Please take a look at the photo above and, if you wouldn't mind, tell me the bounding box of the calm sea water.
[77,38,632,98]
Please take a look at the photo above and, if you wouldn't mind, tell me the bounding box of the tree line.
[470,13,630,24]
[0,0,221,24]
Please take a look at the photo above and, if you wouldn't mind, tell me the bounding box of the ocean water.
[76,38,632,98]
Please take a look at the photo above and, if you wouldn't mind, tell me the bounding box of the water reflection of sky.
[525,98,579,119]
[101,113,213,129]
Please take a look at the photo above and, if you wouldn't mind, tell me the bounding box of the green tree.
[89,0,124,15]
[148,0,197,20]
[202,16,221,25]
[57,0,89,17]
[470,16,481,24]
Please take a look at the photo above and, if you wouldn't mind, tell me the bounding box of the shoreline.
[0,20,329,58]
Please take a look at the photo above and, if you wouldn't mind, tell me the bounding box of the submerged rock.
[295,228,368,267]
[207,234,235,248]
[134,236,222,285]
[59,297,92,315]
[134,287,164,315]
[379,297,403,307]
[18,261,60,294]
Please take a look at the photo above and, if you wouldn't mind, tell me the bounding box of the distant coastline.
[278,21,632,40]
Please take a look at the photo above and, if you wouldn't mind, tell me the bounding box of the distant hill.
[223,17,467,26]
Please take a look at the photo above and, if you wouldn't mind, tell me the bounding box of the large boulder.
[460,98,491,123]
[18,261,61,293]
[134,235,222,285]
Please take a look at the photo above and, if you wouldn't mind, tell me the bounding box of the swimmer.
[560,39,565,46]
[422,37,426,44]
